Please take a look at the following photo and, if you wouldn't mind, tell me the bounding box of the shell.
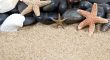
[0,14,25,32]
[0,0,19,13]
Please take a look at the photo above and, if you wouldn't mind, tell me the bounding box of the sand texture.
[0,23,110,60]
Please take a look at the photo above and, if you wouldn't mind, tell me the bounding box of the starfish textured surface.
[20,0,51,16]
[51,14,66,29]
[77,3,108,35]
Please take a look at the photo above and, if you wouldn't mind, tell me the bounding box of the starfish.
[51,14,66,29]
[77,3,108,35]
[20,0,51,16]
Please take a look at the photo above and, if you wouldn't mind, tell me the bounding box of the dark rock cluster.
[0,0,110,31]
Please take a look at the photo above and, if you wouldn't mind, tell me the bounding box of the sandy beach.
[0,23,110,60]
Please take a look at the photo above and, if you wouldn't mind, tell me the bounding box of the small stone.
[34,12,57,25]
[0,13,9,25]
[100,13,110,32]
[79,1,92,10]
[23,17,37,26]
[101,23,110,32]
[17,1,27,13]
[88,0,110,4]
[98,3,110,14]
[43,0,59,12]
[63,9,84,24]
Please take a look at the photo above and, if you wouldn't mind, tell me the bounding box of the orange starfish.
[51,14,66,29]
[20,0,51,16]
[77,3,108,35]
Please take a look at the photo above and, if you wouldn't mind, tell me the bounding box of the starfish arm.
[95,17,108,23]
[21,5,33,16]
[77,9,91,18]
[54,24,59,28]
[88,24,95,36]
[39,1,51,7]
[91,3,98,16]
[33,5,40,16]
[78,19,88,30]
[51,18,56,22]
[58,13,61,20]
[61,19,66,22]
[60,23,64,29]
[54,22,64,29]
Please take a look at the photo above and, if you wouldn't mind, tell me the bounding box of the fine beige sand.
[0,23,110,60]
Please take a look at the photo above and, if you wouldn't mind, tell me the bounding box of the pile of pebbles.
[0,0,110,31]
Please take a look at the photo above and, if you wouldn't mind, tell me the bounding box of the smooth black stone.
[79,1,92,10]
[107,2,110,5]
[59,0,68,14]
[43,0,68,14]
[43,0,59,12]
[23,17,37,26]
[101,23,110,32]
[67,0,81,8]
[17,1,27,13]
[101,14,110,32]
[63,9,84,24]
[87,6,105,18]
[0,14,9,25]
[88,0,110,4]
[98,3,110,14]
[10,7,19,13]
[34,12,58,25]
[67,0,81,4]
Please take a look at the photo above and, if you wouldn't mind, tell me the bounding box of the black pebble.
[34,12,58,25]
[17,1,27,13]
[0,13,9,25]
[79,1,92,10]
[58,0,68,14]
[63,9,85,24]
[23,17,37,26]
[43,0,59,12]
[88,0,110,4]
[100,13,110,32]
[98,3,110,14]
[101,23,110,32]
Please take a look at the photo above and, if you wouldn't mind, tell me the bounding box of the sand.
[0,23,110,60]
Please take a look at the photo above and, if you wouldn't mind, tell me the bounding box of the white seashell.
[0,14,25,32]
[0,0,19,13]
